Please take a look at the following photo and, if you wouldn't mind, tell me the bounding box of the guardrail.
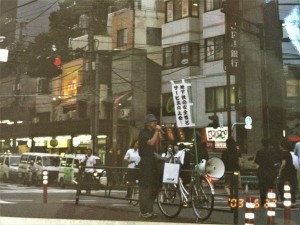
[75,166,139,204]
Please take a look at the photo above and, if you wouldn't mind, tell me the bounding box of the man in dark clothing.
[138,114,163,218]
[255,138,277,206]
[222,137,241,196]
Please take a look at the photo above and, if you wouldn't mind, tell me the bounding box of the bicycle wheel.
[191,176,214,221]
[157,183,182,218]
[130,185,139,206]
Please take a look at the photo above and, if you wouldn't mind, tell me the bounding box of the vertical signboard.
[171,80,195,128]
[224,0,240,76]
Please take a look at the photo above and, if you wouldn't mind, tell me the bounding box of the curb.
[0,217,232,225]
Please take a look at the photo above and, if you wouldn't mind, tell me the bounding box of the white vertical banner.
[0,49,9,62]
[171,79,195,127]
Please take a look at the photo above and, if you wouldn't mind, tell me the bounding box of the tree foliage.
[29,0,130,62]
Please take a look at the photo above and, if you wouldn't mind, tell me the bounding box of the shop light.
[33,136,52,142]
[56,135,71,140]
[97,135,107,138]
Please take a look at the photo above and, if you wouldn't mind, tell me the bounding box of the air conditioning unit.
[118,108,130,119]
[32,117,39,123]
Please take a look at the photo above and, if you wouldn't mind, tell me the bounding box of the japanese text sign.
[171,80,195,127]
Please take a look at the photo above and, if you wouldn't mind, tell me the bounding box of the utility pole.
[222,0,264,139]
[78,0,99,155]
[12,20,27,153]
[86,2,98,155]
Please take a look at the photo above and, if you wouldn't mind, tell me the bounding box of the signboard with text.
[205,127,229,143]
[224,0,240,76]
[171,80,195,127]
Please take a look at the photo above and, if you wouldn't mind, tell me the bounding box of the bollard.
[233,171,239,225]
[245,196,255,225]
[42,170,48,204]
[267,188,276,225]
[283,181,291,225]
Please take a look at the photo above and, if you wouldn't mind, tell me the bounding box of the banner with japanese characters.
[171,80,195,127]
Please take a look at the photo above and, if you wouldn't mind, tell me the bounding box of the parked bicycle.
[157,149,224,221]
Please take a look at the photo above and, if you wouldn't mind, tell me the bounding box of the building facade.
[160,0,298,155]
[1,0,299,161]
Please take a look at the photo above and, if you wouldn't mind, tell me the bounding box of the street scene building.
[0,0,299,165]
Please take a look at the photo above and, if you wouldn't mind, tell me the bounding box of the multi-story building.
[1,0,298,162]
[1,0,165,166]
[161,0,235,152]
[160,0,297,155]
[65,0,165,164]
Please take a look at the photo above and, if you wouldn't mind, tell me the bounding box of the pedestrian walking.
[277,139,297,206]
[138,113,163,218]
[222,137,241,196]
[124,140,140,198]
[27,160,37,186]
[254,138,277,206]
[79,148,97,194]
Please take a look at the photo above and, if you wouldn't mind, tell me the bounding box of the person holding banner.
[138,114,163,218]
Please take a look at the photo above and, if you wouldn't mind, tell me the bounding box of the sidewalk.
[0,217,235,225]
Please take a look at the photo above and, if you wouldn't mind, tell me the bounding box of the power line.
[1,0,39,14]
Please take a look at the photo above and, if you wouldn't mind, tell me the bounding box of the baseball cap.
[144,114,157,123]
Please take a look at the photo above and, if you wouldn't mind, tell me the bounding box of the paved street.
[0,182,299,225]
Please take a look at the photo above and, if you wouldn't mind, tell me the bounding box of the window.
[146,27,161,46]
[60,158,67,167]
[164,47,173,68]
[36,156,42,166]
[286,79,300,97]
[205,85,235,112]
[163,43,199,69]
[28,155,36,164]
[117,28,128,47]
[38,78,50,94]
[166,0,199,22]
[286,66,300,97]
[37,112,50,123]
[20,155,29,164]
[43,156,60,167]
[205,0,223,12]
[66,158,73,167]
[205,36,224,62]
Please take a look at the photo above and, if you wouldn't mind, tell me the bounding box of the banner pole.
[188,81,198,166]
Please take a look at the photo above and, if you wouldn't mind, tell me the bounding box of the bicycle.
[157,149,218,221]
[128,179,139,206]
